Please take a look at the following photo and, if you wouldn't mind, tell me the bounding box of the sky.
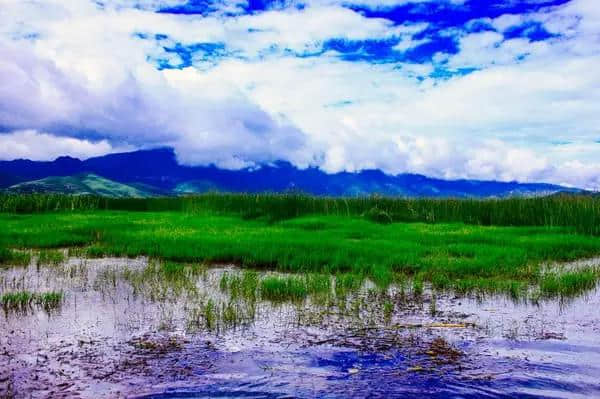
[0,0,599,188]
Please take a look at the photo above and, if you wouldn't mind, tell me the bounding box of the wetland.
[1,194,600,398]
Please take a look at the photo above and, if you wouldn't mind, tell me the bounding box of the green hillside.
[6,174,157,197]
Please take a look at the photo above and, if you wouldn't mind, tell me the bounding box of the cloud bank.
[1,0,599,188]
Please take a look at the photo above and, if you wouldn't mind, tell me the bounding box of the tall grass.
[540,271,598,297]
[0,247,31,266]
[2,193,600,299]
[37,249,65,266]
[2,193,600,234]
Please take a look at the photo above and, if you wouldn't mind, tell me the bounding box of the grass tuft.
[1,290,63,313]
[260,273,331,302]
[540,271,598,298]
[37,249,65,266]
[0,247,31,266]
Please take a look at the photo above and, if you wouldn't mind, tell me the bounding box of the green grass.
[1,291,34,311]
[2,192,600,235]
[260,274,331,302]
[0,247,30,266]
[260,276,309,302]
[335,273,364,298]
[203,299,217,330]
[539,271,598,298]
[1,194,600,299]
[37,291,63,311]
[120,260,201,300]
[1,290,63,312]
[220,271,259,301]
[37,249,65,266]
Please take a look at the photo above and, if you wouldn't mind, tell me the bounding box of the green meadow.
[1,193,600,299]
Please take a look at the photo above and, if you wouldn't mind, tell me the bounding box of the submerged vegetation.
[0,193,599,300]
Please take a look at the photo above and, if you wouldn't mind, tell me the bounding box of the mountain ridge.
[0,148,582,197]
[5,173,159,197]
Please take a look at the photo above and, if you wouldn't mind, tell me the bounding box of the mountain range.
[0,148,582,198]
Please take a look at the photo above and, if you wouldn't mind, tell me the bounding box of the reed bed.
[2,193,600,299]
[1,193,599,234]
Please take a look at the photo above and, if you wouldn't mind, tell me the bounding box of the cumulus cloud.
[0,0,599,188]
[0,130,129,161]
[0,37,311,168]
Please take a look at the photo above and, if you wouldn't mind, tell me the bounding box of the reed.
[2,193,600,234]
[2,193,600,299]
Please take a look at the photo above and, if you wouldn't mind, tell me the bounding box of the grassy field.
[2,192,600,233]
[2,193,600,299]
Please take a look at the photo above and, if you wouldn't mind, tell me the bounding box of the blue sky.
[0,0,599,187]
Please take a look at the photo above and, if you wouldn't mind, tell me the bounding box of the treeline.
[1,192,599,234]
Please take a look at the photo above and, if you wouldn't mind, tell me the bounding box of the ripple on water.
[0,255,599,398]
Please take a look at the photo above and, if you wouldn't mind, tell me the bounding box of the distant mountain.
[5,173,160,197]
[0,148,582,197]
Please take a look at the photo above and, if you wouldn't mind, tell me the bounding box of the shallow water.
[1,255,599,398]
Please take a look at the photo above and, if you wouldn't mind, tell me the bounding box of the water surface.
[1,255,599,398]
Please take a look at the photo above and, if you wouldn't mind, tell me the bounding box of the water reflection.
[0,255,599,398]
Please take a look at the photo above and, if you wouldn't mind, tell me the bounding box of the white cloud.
[0,130,129,161]
[0,0,599,188]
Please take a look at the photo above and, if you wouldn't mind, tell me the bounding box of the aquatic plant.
[203,299,217,330]
[412,278,424,298]
[37,291,63,312]
[162,262,185,279]
[1,291,33,312]
[0,247,31,266]
[0,247,12,263]
[120,260,198,301]
[1,290,63,313]
[260,276,308,302]
[431,274,451,290]
[259,273,332,302]
[371,265,393,290]
[37,249,65,266]
[94,267,119,290]
[305,273,331,296]
[429,295,437,316]
[221,301,239,328]
[383,301,394,323]
[540,270,598,298]
[335,273,364,298]
[3,193,600,300]
[220,270,259,301]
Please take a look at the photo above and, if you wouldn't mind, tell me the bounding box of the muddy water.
[1,256,599,398]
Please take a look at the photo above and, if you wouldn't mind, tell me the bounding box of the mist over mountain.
[0,148,581,198]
